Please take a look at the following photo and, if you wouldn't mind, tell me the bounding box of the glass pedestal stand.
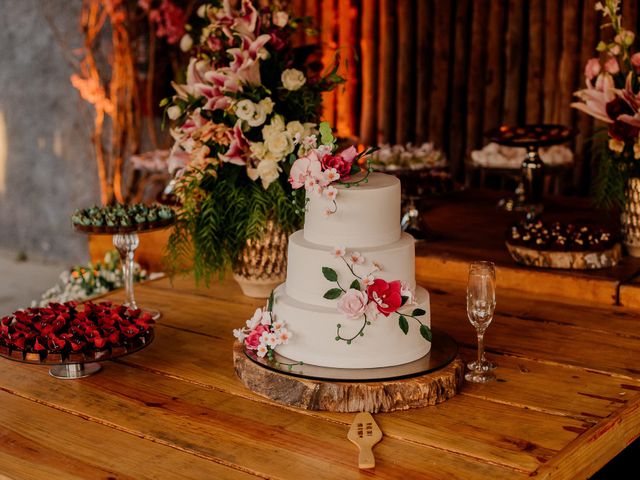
[113,232,161,320]
[497,146,544,215]
[49,363,102,379]
[401,195,430,241]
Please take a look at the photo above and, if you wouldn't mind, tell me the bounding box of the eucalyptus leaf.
[420,324,432,342]
[322,267,338,282]
[399,315,409,335]
[323,288,343,300]
[319,121,335,145]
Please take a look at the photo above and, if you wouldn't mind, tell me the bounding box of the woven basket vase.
[232,221,288,298]
[622,177,640,257]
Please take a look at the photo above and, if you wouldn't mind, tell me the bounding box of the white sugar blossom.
[233,328,247,342]
[272,319,284,331]
[246,308,263,329]
[260,310,273,326]
[281,68,306,90]
[362,274,375,287]
[257,344,268,358]
[349,252,365,265]
[276,328,292,344]
[324,185,338,201]
[332,246,346,258]
[400,281,415,304]
[265,333,279,348]
[323,169,340,184]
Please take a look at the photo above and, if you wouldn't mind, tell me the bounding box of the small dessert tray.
[484,124,576,148]
[506,220,621,270]
[71,203,175,234]
[0,302,155,379]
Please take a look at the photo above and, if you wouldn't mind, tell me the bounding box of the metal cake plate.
[244,328,458,382]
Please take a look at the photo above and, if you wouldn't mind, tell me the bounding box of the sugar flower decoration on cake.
[321,248,432,345]
[233,292,300,368]
[288,122,378,216]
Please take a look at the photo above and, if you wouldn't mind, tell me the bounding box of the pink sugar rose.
[321,145,359,179]
[244,324,269,350]
[584,58,601,80]
[337,289,368,320]
[604,57,620,75]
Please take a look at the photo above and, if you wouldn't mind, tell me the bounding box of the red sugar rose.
[366,279,403,316]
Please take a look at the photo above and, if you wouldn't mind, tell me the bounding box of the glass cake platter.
[244,328,458,382]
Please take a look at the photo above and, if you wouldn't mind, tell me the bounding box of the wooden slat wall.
[309,0,638,193]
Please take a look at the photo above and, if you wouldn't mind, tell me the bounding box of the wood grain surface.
[0,273,639,479]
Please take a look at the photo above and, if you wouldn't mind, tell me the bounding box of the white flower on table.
[276,328,292,344]
[272,319,284,331]
[260,310,273,326]
[256,344,268,358]
[246,308,263,329]
[281,68,306,90]
[233,328,247,342]
[235,99,256,121]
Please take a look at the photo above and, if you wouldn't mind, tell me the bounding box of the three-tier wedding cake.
[272,173,431,369]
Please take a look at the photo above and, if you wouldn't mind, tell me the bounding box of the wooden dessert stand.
[233,333,464,413]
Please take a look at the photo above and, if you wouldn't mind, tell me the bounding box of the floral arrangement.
[322,247,431,344]
[72,203,175,231]
[1,302,154,359]
[233,293,297,367]
[164,0,346,282]
[571,0,640,208]
[288,122,376,216]
[35,251,148,307]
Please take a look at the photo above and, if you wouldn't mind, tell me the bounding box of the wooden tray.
[506,242,623,270]
[233,331,464,413]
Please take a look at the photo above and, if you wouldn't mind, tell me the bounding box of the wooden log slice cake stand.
[233,330,464,413]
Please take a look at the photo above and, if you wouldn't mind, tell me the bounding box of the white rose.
[265,131,293,158]
[235,99,256,121]
[179,34,193,52]
[167,105,182,120]
[286,121,305,139]
[272,11,289,28]
[250,141,268,160]
[281,68,306,91]
[247,107,267,127]
[262,115,286,141]
[258,97,275,115]
[256,160,281,189]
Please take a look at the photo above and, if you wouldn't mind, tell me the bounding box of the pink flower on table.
[244,324,268,350]
[332,246,346,258]
[337,289,368,319]
[604,56,620,74]
[220,121,250,165]
[349,252,365,265]
[289,151,322,188]
[367,279,402,317]
[584,58,601,80]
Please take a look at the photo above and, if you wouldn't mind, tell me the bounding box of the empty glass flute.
[465,261,497,383]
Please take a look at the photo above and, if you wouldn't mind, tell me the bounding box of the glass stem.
[477,331,485,371]
[113,233,140,309]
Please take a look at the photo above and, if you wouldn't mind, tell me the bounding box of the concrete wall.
[0,0,99,264]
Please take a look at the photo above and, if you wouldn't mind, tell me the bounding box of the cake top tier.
[304,172,401,248]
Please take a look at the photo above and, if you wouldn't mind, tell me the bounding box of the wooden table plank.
[0,390,255,480]
[0,361,527,480]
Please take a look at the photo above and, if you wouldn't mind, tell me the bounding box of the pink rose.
[631,53,640,72]
[244,324,268,350]
[337,289,368,319]
[604,57,620,75]
[289,151,322,188]
[321,154,352,178]
[584,58,601,80]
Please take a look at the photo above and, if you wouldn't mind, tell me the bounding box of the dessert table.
[1,273,639,479]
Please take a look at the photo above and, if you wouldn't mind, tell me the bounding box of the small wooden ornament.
[347,412,383,469]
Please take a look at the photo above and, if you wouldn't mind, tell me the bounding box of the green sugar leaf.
[399,315,409,335]
[322,267,338,282]
[323,288,343,300]
[412,308,426,317]
[420,324,432,342]
[350,279,360,290]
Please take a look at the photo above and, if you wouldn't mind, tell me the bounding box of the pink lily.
[220,121,250,166]
[571,74,616,123]
[226,34,271,86]
[618,72,640,128]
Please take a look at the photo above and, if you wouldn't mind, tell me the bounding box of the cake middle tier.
[286,230,417,308]
[304,172,401,248]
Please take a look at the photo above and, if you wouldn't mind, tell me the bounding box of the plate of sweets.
[506,220,622,270]
[72,203,175,234]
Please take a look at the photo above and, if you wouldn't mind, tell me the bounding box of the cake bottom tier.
[273,285,431,369]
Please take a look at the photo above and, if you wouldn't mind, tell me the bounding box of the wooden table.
[1,274,639,479]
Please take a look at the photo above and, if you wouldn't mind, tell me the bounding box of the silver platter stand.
[50,363,102,379]
[244,328,458,382]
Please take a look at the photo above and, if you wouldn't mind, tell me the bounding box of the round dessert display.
[506,220,622,269]
[264,173,433,369]
[484,124,576,147]
[0,301,154,378]
[72,203,175,234]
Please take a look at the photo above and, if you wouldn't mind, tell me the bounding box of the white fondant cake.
[273,172,432,369]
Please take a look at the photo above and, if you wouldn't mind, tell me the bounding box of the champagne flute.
[465,261,497,383]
